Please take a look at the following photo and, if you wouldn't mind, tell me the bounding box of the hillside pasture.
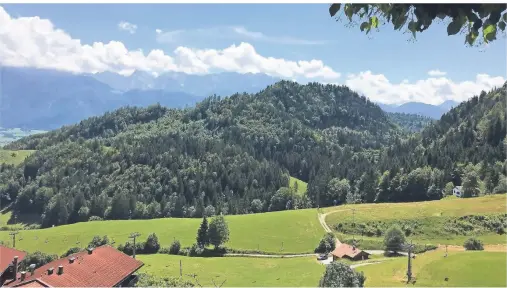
[0,150,35,165]
[0,209,323,255]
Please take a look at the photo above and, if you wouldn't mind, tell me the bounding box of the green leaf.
[437,13,446,20]
[344,4,354,20]
[408,21,417,38]
[393,15,407,30]
[370,16,379,28]
[466,31,478,46]
[447,20,463,36]
[499,21,506,31]
[503,13,507,22]
[360,22,371,32]
[329,4,341,17]
[483,24,497,43]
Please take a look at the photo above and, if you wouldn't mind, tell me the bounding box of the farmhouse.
[3,245,144,288]
[331,244,370,261]
[0,246,27,286]
[453,186,463,197]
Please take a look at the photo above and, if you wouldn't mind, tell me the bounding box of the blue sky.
[1,4,505,104]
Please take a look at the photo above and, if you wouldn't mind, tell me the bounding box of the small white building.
[453,186,463,197]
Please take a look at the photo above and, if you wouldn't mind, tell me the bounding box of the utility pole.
[129,232,141,259]
[9,231,19,248]
[405,240,415,283]
[352,208,356,243]
[180,260,182,277]
[445,245,448,257]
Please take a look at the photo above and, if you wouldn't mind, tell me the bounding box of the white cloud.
[0,7,504,105]
[0,7,339,81]
[118,21,137,34]
[156,26,326,45]
[155,29,162,34]
[428,69,447,77]
[345,71,505,105]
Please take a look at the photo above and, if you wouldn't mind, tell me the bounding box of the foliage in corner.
[329,4,507,46]
[319,261,366,287]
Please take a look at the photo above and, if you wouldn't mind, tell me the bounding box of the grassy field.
[357,250,507,287]
[325,194,507,246]
[0,209,323,255]
[138,254,324,287]
[0,150,35,165]
[289,176,308,195]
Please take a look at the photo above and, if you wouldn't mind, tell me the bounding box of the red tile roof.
[331,243,369,259]
[5,245,143,287]
[0,245,27,274]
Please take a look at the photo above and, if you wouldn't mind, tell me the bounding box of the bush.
[169,240,181,255]
[315,232,336,254]
[118,241,146,255]
[188,243,204,257]
[88,235,109,248]
[88,216,103,221]
[144,233,160,254]
[20,251,58,270]
[319,262,365,287]
[463,237,484,250]
[61,247,83,258]
[135,273,194,287]
[383,225,405,254]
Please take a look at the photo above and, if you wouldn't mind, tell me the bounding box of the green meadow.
[0,209,324,255]
[138,254,324,287]
[357,250,507,287]
[0,150,35,166]
[289,176,308,195]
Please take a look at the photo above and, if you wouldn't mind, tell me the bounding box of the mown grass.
[0,150,35,165]
[138,254,324,287]
[325,194,507,246]
[289,176,308,195]
[357,250,507,287]
[0,209,324,255]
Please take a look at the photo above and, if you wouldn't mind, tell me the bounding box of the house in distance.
[331,243,370,261]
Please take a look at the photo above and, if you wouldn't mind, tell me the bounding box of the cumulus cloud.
[155,29,162,34]
[156,26,326,45]
[0,6,503,105]
[345,71,505,105]
[117,21,137,34]
[428,69,447,77]
[0,7,340,81]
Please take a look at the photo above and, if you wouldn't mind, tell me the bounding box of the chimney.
[29,264,36,276]
[69,257,75,264]
[47,267,54,275]
[87,247,94,255]
[57,265,64,275]
[20,271,26,282]
[13,256,19,278]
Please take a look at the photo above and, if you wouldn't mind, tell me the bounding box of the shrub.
[383,225,405,254]
[319,262,365,287]
[169,240,181,255]
[135,273,194,287]
[61,247,83,258]
[88,216,103,221]
[144,233,160,253]
[463,237,484,250]
[315,232,336,254]
[20,251,58,270]
[88,235,109,248]
[188,243,204,257]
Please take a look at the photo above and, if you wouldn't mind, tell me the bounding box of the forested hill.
[1,81,505,228]
[2,81,400,227]
[387,112,433,132]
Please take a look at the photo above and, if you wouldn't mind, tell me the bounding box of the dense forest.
[387,112,433,132]
[1,81,505,227]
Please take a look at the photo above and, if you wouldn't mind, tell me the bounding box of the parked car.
[317,254,328,260]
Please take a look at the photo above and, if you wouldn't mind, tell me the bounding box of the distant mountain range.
[377,100,459,119]
[0,66,459,130]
